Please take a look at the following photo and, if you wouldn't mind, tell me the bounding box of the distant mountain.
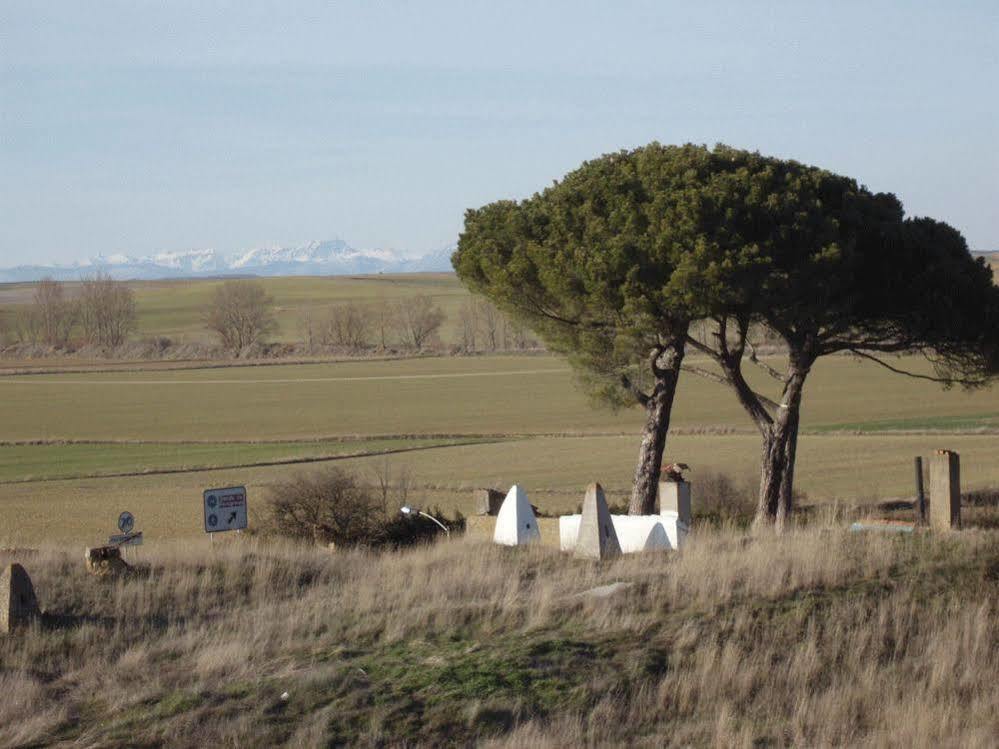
[0,240,455,283]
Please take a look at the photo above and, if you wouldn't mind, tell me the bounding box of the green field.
[0,437,492,483]
[2,349,999,544]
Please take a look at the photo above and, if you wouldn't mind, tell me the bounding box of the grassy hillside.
[3,522,998,746]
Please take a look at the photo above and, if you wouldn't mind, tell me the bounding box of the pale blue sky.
[1,0,996,265]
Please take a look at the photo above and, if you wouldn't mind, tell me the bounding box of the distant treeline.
[0,277,541,358]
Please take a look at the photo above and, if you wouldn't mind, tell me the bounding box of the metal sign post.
[110,511,142,558]
[203,486,249,536]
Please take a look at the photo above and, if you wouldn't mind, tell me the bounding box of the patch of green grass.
[814,413,999,433]
[0,437,497,483]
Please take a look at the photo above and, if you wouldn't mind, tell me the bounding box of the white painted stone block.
[558,510,688,554]
[493,484,541,546]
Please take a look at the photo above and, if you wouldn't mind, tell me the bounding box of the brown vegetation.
[2,517,998,746]
[205,280,277,351]
[78,273,137,347]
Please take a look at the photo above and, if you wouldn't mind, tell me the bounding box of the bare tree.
[14,306,41,344]
[298,308,318,352]
[478,301,501,351]
[319,302,370,349]
[30,278,76,346]
[508,316,535,350]
[79,273,136,347]
[458,297,479,352]
[371,298,395,349]
[395,295,445,350]
[205,280,276,351]
[371,457,413,517]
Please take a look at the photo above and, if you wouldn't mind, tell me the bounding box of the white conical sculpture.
[574,483,622,560]
[493,484,541,546]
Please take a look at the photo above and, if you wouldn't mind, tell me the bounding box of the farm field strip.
[3,353,999,443]
[0,437,501,484]
[0,367,572,386]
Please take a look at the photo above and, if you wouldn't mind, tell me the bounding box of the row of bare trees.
[2,276,538,355]
[297,295,448,352]
[456,297,534,352]
[12,275,137,347]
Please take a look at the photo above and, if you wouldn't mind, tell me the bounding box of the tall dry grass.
[1,519,998,747]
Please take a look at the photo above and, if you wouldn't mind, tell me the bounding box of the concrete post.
[575,483,621,560]
[658,480,691,525]
[473,488,505,516]
[929,450,961,531]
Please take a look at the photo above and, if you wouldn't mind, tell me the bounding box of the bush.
[265,468,386,547]
[264,467,462,548]
[381,506,466,547]
[691,470,758,527]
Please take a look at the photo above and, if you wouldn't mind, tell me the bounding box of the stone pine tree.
[454,145,739,514]
[666,147,999,530]
[454,142,999,525]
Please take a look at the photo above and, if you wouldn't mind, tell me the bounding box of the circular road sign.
[118,511,135,534]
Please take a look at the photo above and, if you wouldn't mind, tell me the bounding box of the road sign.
[109,531,143,546]
[203,486,248,533]
[118,511,135,534]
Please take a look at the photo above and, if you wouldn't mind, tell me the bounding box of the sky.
[1,0,997,266]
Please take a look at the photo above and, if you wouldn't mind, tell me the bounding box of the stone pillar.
[929,450,961,531]
[473,488,505,516]
[658,480,691,525]
[575,483,621,560]
[1,563,40,634]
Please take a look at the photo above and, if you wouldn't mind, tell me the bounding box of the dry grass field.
[3,520,999,746]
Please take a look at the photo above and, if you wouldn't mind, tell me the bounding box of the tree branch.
[747,341,785,382]
[681,364,728,386]
[682,364,781,411]
[649,346,668,379]
[847,349,986,387]
[620,373,650,407]
[684,334,721,361]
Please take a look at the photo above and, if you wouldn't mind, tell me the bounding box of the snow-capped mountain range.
[0,240,455,283]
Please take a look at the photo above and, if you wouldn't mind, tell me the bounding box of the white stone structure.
[493,484,541,546]
[574,483,622,560]
[560,510,687,554]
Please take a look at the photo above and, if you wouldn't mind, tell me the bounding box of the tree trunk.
[755,431,783,523]
[629,338,685,515]
[775,400,801,532]
[752,357,810,531]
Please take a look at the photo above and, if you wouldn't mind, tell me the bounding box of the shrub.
[691,470,758,527]
[265,468,386,547]
[264,466,462,548]
[382,506,466,547]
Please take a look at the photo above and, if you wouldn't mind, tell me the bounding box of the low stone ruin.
[1,563,40,635]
